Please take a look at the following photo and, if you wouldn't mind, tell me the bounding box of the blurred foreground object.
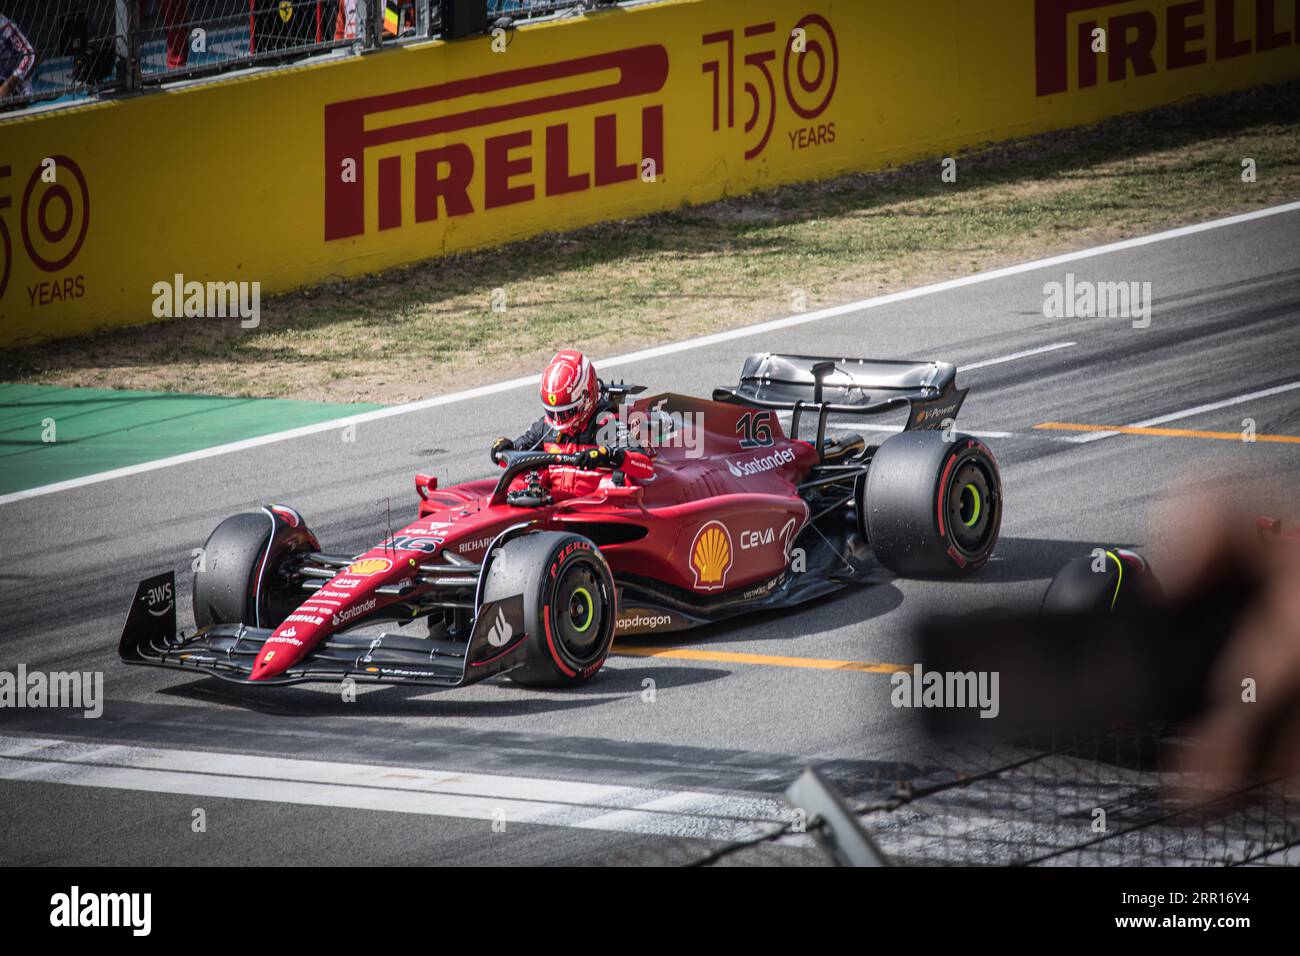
[919,507,1300,793]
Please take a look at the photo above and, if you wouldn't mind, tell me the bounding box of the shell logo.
[347,557,393,576]
[690,521,733,591]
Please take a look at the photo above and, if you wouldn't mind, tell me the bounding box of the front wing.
[118,572,528,688]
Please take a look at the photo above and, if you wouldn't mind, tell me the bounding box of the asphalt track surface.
[2,207,1299,866]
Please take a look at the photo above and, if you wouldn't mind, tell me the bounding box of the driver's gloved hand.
[491,436,513,464]
[579,446,625,468]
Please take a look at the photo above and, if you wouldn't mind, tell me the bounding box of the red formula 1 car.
[120,354,1003,688]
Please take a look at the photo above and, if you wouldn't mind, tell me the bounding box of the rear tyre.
[486,532,617,687]
[192,507,319,629]
[864,432,1002,577]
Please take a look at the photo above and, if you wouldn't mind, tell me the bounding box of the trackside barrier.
[2,0,1298,346]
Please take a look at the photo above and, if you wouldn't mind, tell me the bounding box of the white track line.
[1066,380,1300,443]
[4,201,1296,507]
[958,341,1075,372]
[0,735,802,844]
[826,423,1019,440]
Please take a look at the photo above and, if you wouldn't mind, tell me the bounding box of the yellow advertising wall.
[2,0,1298,346]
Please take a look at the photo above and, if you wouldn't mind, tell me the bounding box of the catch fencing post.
[785,767,891,867]
[357,0,383,49]
[115,0,142,92]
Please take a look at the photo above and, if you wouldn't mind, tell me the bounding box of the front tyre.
[484,532,617,687]
[192,506,319,629]
[864,432,1002,577]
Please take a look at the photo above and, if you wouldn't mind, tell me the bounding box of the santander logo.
[727,448,796,477]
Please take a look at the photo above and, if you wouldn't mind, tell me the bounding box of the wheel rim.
[959,483,982,527]
[569,587,594,633]
[946,459,997,557]
[552,563,605,660]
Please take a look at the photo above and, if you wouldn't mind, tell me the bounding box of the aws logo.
[690,520,733,591]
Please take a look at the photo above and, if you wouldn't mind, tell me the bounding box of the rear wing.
[713,353,967,454]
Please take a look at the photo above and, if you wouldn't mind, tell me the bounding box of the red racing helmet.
[540,350,599,437]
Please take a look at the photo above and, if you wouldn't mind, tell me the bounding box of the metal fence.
[0,0,608,111]
[681,729,1300,867]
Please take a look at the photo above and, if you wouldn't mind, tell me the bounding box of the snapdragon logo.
[727,447,796,478]
[1042,273,1151,328]
[151,273,261,328]
[594,401,705,458]
[50,886,151,936]
[0,666,102,718]
[890,664,999,719]
[617,613,674,631]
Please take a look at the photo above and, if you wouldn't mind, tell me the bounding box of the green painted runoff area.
[0,384,384,495]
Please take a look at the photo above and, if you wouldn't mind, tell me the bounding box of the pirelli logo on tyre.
[323,46,668,242]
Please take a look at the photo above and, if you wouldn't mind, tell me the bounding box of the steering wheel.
[490,450,587,506]
[493,449,582,468]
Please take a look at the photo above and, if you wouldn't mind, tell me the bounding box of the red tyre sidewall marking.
[936,453,959,539]
[937,440,985,568]
[543,544,613,678]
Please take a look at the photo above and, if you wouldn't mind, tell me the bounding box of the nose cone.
[250,621,314,681]
[250,643,291,680]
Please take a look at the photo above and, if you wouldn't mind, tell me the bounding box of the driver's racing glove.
[491,436,514,465]
[578,446,623,469]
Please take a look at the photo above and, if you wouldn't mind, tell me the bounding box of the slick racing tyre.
[1042,548,1161,614]
[486,532,617,687]
[192,505,319,630]
[863,432,1002,577]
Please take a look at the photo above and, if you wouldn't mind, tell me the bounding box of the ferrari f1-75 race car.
[120,354,1003,689]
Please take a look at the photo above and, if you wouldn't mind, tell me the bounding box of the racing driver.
[491,349,654,498]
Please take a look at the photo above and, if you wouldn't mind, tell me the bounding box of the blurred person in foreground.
[1162,501,1300,792]
[916,485,1300,794]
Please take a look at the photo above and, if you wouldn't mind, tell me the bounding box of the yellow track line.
[613,644,909,674]
[1035,422,1300,444]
